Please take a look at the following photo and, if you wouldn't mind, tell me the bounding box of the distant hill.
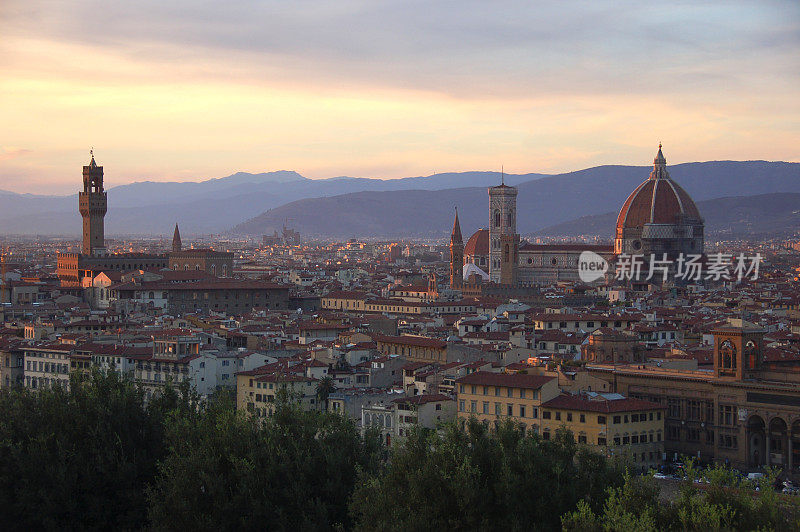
[535,192,800,238]
[0,170,541,235]
[230,161,800,238]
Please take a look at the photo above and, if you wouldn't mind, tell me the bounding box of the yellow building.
[455,371,665,471]
[236,371,319,417]
[540,392,665,471]
[455,372,560,433]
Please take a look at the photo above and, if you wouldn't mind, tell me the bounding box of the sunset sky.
[1,0,798,194]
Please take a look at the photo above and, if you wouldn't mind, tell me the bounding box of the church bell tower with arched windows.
[488,177,518,284]
[712,320,765,381]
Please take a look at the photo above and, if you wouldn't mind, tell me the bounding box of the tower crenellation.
[78,151,107,256]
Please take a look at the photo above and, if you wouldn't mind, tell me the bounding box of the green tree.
[0,370,186,531]
[316,375,337,411]
[147,393,382,531]
[350,418,624,531]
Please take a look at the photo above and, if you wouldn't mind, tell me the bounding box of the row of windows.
[458,384,539,400]
[459,399,538,419]
[26,360,68,374]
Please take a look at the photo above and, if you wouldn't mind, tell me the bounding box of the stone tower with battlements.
[79,152,107,256]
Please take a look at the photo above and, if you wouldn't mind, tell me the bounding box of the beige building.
[540,392,665,471]
[455,372,560,433]
[586,321,800,476]
[236,372,319,417]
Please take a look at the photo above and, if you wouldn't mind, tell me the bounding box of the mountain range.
[535,193,800,239]
[230,161,800,238]
[0,160,797,238]
[0,170,539,235]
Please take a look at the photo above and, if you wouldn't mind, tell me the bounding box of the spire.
[649,143,670,180]
[89,147,97,168]
[172,223,182,252]
[451,207,463,244]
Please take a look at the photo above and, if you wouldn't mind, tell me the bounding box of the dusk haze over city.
[1,1,800,530]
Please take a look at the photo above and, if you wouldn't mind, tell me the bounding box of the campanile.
[79,151,108,256]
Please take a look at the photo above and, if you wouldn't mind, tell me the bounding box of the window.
[631,435,639,444]
[667,425,680,441]
[507,388,513,398]
[542,410,551,420]
[482,402,489,414]
[495,402,501,416]
[494,386,500,396]
[687,400,701,421]
[578,434,587,444]
[519,389,526,399]
[459,400,465,412]
[519,405,526,418]
[622,436,630,445]
[598,415,606,424]
[598,437,607,446]
[555,412,561,421]
[719,405,735,427]
[459,384,464,393]
[470,401,477,413]
[631,414,639,422]
[613,436,621,445]
[667,398,681,418]
[719,434,738,449]
[566,413,573,422]
[579,414,585,423]
[483,386,488,395]
[542,431,550,440]
[613,415,621,424]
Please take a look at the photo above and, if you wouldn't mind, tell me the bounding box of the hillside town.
[1,149,799,482]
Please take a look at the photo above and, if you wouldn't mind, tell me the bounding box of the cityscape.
[2,1,800,530]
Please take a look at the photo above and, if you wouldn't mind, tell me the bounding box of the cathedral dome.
[615,146,702,235]
[464,229,489,257]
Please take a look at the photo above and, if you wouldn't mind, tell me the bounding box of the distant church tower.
[488,176,518,284]
[79,151,107,256]
[449,208,464,289]
[172,224,182,252]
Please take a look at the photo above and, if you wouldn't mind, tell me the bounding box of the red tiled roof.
[375,335,447,349]
[542,393,665,413]
[392,394,452,405]
[464,229,489,257]
[456,371,554,389]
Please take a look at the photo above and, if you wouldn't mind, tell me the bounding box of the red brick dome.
[464,229,489,257]
[616,146,701,233]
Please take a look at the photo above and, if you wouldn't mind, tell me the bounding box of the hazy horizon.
[2,1,798,194]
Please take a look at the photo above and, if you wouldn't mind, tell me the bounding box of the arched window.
[148,292,154,299]
[184,264,189,271]
[494,210,500,227]
[507,212,513,227]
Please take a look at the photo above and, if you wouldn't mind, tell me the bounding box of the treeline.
[0,372,797,531]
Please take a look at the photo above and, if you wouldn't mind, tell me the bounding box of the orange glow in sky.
[1,1,798,194]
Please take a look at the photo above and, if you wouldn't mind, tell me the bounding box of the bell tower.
[488,173,518,284]
[449,208,464,289]
[79,151,107,256]
[712,320,765,381]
